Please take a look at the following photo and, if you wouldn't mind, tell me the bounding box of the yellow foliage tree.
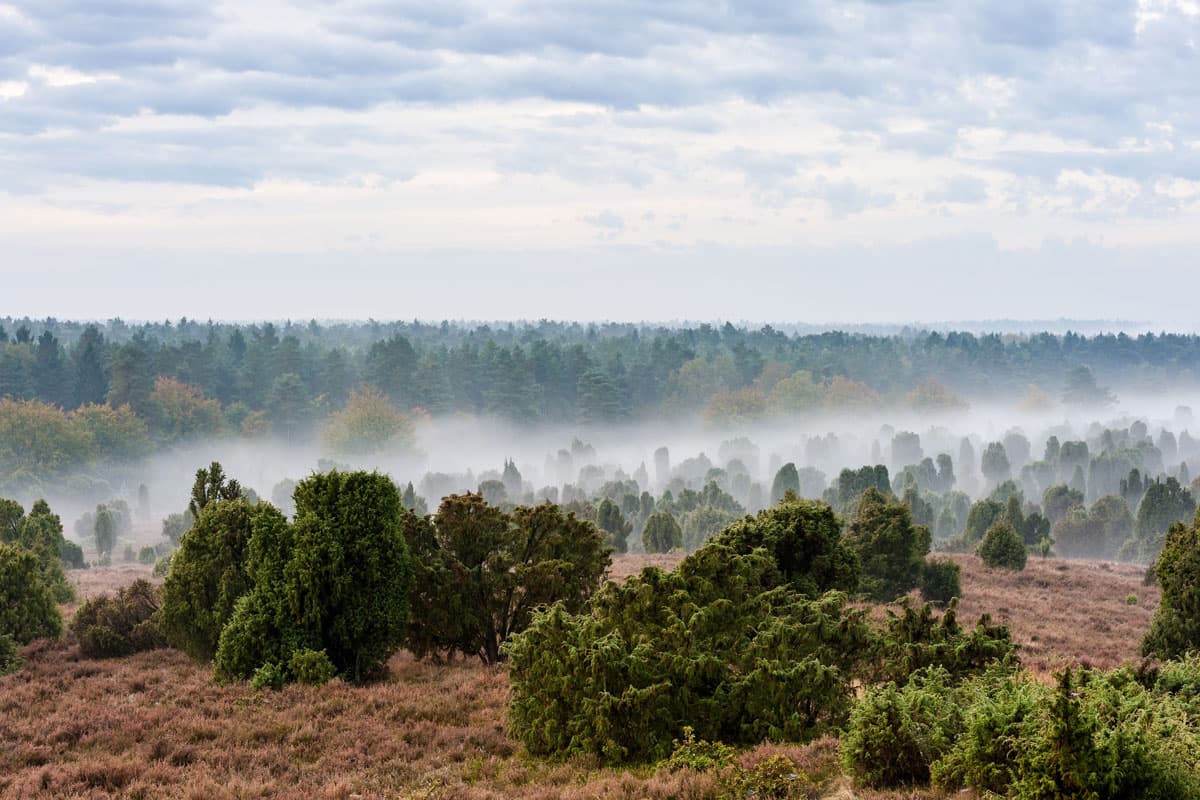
[324,386,415,456]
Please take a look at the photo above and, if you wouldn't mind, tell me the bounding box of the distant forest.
[2,318,1198,433]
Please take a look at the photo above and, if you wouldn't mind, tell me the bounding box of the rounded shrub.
[920,558,962,604]
[0,542,63,644]
[977,520,1027,570]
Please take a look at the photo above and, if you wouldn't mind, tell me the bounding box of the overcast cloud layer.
[2,1,1199,324]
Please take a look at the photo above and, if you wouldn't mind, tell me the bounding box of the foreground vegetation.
[4,456,1200,798]
[0,554,1163,800]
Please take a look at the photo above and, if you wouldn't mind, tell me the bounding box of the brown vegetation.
[0,554,1159,799]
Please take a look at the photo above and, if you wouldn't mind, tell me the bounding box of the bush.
[642,509,682,553]
[250,661,286,691]
[404,493,610,664]
[932,670,1047,794]
[215,470,410,685]
[1144,516,1200,660]
[977,520,1027,570]
[871,599,1016,686]
[844,488,930,601]
[920,558,961,604]
[160,496,274,661]
[720,754,818,800]
[841,668,963,788]
[70,579,167,658]
[61,539,86,570]
[0,633,21,675]
[506,542,871,764]
[137,546,157,565]
[0,542,62,644]
[289,648,337,686]
[709,497,859,597]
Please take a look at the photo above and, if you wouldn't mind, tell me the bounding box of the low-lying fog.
[20,390,1200,557]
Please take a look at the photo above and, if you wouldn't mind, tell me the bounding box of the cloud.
[1,0,1199,286]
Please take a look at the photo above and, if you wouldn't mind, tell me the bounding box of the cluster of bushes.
[159,466,410,686]
[155,462,612,687]
[507,496,1007,764]
[842,663,1200,797]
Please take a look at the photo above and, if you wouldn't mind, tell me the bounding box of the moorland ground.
[0,554,1158,800]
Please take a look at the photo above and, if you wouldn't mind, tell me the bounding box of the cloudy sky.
[2,0,1199,324]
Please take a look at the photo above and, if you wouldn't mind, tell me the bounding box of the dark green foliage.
[188,461,243,519]
[920,558,961,604]
[871,599,1016,686]
[403,493,610,664]
[61,539,85,569]
[596,497,631,553]
[832,465,890,512]
[0,542,62,643]
[1144,515,1200,660]
[160,497,270,661]
[70,579,166,658]
[289,648,337,685]
[977,520,1027,570]
[843,488,930,602]
[710,497,859,597]
[642,509,682,553]
[0,633,21,675]
[841,668,962,788]
[1,499,74,602]
[960,498,1003,546]
[506,548,871,764]
[216,470,410,684]
[138,546,156,565]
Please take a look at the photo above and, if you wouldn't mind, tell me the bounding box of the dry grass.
[0,554,1158,799]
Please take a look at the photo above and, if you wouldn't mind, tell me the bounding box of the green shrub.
[642,509,682,553]
[920,558,961,604]
[0,542,63,644]
[506,542,871,764]
[250,661,286,691]
[70,579,166,658]
[663,727,735,773]
[137,546,157,565]
[216,470,410,685]
[719,754,818,800]
[844,488,930,602]
[0,633,21,675]
[152,553,172,578]
[123,544,136,563]
[289,648,336,686]
[61,539,86,570]
[872,599,1017,686]
[841,668,963,788]
[160,496,274,661]
[708,497,859,597]
[977,520,1027,570]
[1144,516,1200,660]
[932,669,1047,794]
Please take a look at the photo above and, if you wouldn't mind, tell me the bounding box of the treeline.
[3,319,1199,430]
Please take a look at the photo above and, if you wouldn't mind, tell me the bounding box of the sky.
[2,0,1199,325]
